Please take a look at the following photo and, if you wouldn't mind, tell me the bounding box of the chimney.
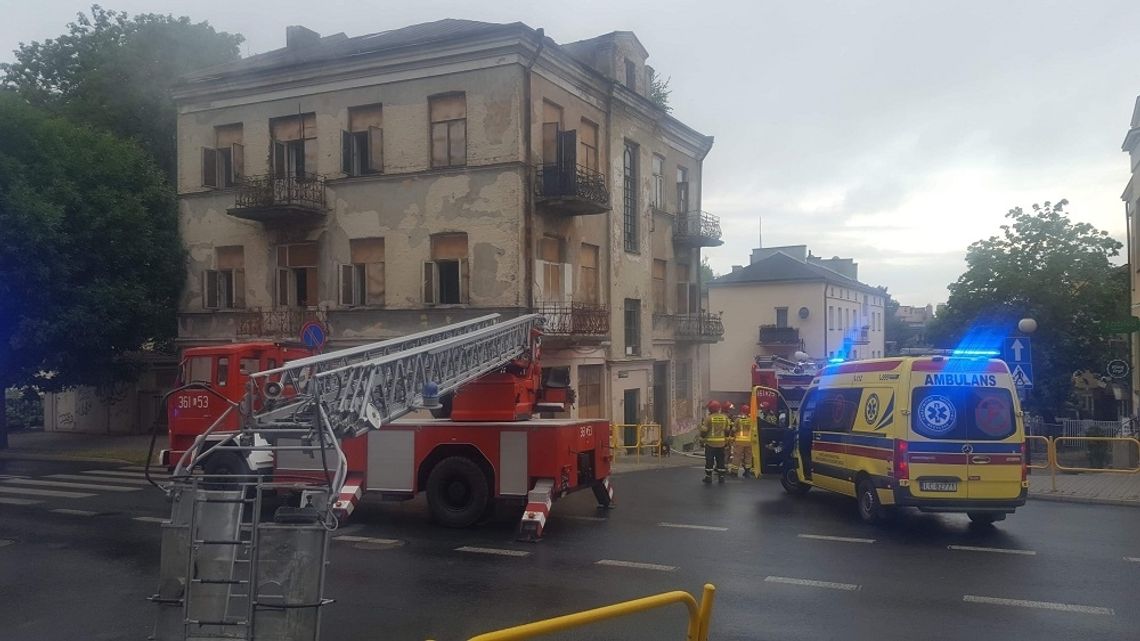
[286,25,321,49]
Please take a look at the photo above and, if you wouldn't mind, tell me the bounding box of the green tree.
[648,68,672,113]
[930,200,1127,418]
[0,95,184,448]
[1,5,243,180]
[699,255,717,287]
[882,291,907,355]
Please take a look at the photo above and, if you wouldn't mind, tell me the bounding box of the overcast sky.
[4,1,1138,305]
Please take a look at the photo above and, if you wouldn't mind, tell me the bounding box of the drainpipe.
[523,28,546,311]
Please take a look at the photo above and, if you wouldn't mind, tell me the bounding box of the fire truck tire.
[202,452,256,491]
[426,456,490,528]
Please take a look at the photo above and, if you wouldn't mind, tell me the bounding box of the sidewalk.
[0,430,156,465]
[1029,470,1140,506]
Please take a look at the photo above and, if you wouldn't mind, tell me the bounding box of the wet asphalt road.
[1,458,1138,641]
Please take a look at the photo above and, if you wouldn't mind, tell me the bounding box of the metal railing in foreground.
[1028,435,1140,493]
[433,583,715,641]
[611,423,664,460]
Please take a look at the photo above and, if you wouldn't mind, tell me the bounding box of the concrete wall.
[43,364,177,434]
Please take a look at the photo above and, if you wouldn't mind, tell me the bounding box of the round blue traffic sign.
[300,321,327,350]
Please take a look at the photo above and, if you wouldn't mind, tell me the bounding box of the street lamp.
[1018,318,1038,334]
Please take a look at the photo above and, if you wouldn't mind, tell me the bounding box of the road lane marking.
[963,595,1113,615]
[798,534,876,544]
[0,497,42,506]
[3,478,139,492]
[335,535,400,545]
[658,522,728,531]
[132,516,168,524]
[949,545,1036,556]
[455,546,530,557]
[764,576,860,591]
[50,474,155,486]
[1125,557,1140,563]
[51,509,99,516]
[562,515,608,522]
[0,539,13,547]
[595,559,677,572]
[0,485,94,499]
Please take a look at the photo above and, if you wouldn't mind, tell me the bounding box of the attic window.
[625,59,637,90]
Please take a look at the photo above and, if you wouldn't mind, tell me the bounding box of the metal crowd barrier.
[433,583,716,641]
[610,423,664,461]
[1028,436,1140,492]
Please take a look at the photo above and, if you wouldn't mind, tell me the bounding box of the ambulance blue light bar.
[950,349,1000,357]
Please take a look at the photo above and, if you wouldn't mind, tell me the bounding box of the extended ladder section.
[249,313,543,438]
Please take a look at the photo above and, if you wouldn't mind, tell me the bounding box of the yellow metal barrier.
[1025,435,1052,470]
[459,583,716,641]
[611,423,663,461]
[1053,436,1140,473]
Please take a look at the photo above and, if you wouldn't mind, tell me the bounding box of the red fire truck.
[161,314,613,540]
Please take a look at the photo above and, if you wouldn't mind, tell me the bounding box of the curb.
[1028,492,1140,508]
[0,451,141,466]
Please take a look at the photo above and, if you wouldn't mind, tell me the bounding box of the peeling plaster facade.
[173,21,717,439]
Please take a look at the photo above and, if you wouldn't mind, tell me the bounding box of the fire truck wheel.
[202,453,256,491]
[426,456,490,528]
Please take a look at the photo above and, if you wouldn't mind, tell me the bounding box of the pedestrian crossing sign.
[1010,364,1034,388]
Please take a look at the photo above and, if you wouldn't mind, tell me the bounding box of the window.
[676,262,696,314]
[183,357,212,385]
[424,233,468,305]
[676,167,690,214]
[624,298,641,356]
[430,93,466,168]
[623,143,639,253]
[652,259,667,313]
[676,360,691,401]
[538,236,566,302]
[239,358,260,376]
[910,387,1016,441]
[340,238,385,306]
[800,388,862,433]
[342,104,383,176]
[204,245,245,309]
[541,101,563,165]
[577,364,604,419]
[277,243,318,307]
[216,357,229,387]
[271,113,316,179]
[651,155,665,209]
[579,243,599,305]
[828,306,834,330]
[625,59,637,89]
[776,307,789,328]
[579,120,599,173]
[202,124,244,188]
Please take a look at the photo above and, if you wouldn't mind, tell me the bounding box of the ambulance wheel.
[967,512,1003,526]
[856,478,884,525]
[781,467,810,495]
[201,453,255,491]
[427,456,490,528]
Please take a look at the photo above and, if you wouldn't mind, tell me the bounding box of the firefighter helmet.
[707,400,721,413]
[741,404,750,415]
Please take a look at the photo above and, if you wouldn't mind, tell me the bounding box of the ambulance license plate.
[919,480,958,492]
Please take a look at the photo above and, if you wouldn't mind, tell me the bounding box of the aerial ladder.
[151,313,614,641]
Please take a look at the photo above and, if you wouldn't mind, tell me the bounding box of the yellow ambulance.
[777,355,1027,525]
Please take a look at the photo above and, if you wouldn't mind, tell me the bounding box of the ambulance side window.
[810,388,861,433]
[799,390,818,432]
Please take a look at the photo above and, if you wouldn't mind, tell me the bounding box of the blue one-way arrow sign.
[1003,337,1031,364]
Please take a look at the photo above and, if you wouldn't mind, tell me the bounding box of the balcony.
[535,302,610,343]
[666,312,725,343]
[235,307,328,339]
[759,325,801,346]
[228,174,327,223]
[854,325,870,345]
[534,164,610,216]
[674,211,724,248]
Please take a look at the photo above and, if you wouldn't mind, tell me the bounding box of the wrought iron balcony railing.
[228,174,327,222]
[535,302,610,338]
[667,312,725,343]
[855,325,871,345]
[674,210,724,248]
[534,164,611,216]
[236,307,328,339]
[758,325,801,346]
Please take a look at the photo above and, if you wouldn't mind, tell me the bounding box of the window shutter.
[233,269,246,308]
[273,141,286,179]
[562,263,574,302]
[277,268,291,306]
[423,262,438,304]
[342,131,353,175]
[676,283,689,315]
[449,120,466,166]
[431,122,448,168]
[366,262,385,306]
[369,126,383,173]
[231,143,244,182]
[203,270,219,309]
[339,264,355,306]
[459,258,470,303]
[532,259,545,304]
[202,148,218,188]
[302,140,316,179]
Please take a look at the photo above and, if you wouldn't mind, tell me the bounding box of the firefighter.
[734,404,755,478]
[724,402,740,477]
[699,400,731,483]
